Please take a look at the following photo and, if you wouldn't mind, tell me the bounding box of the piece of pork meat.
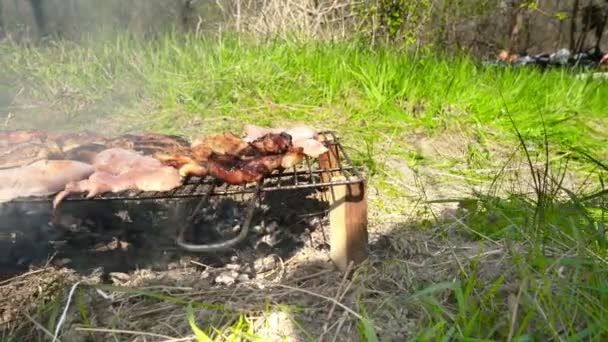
[53,166,183,208]
[291,137,328,158]
[93,148,165,174]
[0,141,64,169]
[153,153,208,177]
[104,133,208,177]
[244,124,317,142]
[244,132,293,156]
[0,160,95,203]
[0,130,48,146]
[61,143,109,164]
[191,132,249,156]
[0,130,105,150]
[243,124,328,158]
[0,130,110,168]
[156,132,296,178]
[53,148,183,208]
[46,131,108,152]
[192,132,293,157]
[206,147,304,185]
[107,132,191,156]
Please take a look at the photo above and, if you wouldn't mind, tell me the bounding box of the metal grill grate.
[9,131,364,203]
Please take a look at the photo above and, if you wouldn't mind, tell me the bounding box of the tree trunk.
[570,0,580,52]
[179,0,195,32]
[0,1,5,37]
[508,3,525,53]
[29,0,48,37]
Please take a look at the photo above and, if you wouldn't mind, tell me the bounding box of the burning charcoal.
[215,270,239,285]
[54,214,84,232]
[255,241,273,254]
[229,255,241,264]
[40,223,64,241]
[53,258,71,267]
[260,231,284,247]
[114,210,132,223]
[265,221,278,233]
[252,224,264,235]
[258,203,271,213]
[310,217,322,227]
[273,237,303,255]
[93,238,130,252]
[230,224,241,234]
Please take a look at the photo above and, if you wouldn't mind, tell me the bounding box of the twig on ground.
[507,279,526,342]
[320,261,354,340]
[23,312,61,342]
[331,310,350,342]
[268,283,380,331]
[284,269,334,284]
[0,268,49,286]
[75,327,178,340]
[158,338,195,342]
[161,336,197,342]
[53,281,82,342]
[444,211,502,246]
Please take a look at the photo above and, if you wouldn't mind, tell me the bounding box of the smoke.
[0,0,204,40]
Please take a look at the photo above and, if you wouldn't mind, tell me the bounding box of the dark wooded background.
[1,0,606,57]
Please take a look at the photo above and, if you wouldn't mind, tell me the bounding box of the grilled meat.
[107,132,191,155]
[0,131,109,168]
[155,131,303,184]
[155,132,297,179]
[152,153,208,177]
[291,138,328,158]
[47,131,107,152]
[105,133,209,177]
[0,159,95,203]
[61,143,108,164]
[192,132,292,157]
[244,124,317,142]
[93,148,166,174]
[243,124,328,157]
[53,148,183,208]
[52,166,182,208]
[0,127,316,205]
[191,132,248,156]
[206,147,304,185]
[0,130,47,146]
[0,141,64,169]
[243,132,293,156]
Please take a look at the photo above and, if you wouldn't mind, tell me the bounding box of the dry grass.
[0,211,528,341]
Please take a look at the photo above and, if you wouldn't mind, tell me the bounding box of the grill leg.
[319,135,369,272]
[326,179,368,272]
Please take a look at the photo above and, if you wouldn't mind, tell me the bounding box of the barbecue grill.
[7,131,369,271]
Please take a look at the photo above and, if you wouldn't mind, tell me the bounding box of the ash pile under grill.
[0,188,329,282]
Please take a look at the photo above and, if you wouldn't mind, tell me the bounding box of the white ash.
[215,270,240,286]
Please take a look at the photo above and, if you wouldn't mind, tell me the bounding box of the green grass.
[2,33,608,341]
[2,34,607,152]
